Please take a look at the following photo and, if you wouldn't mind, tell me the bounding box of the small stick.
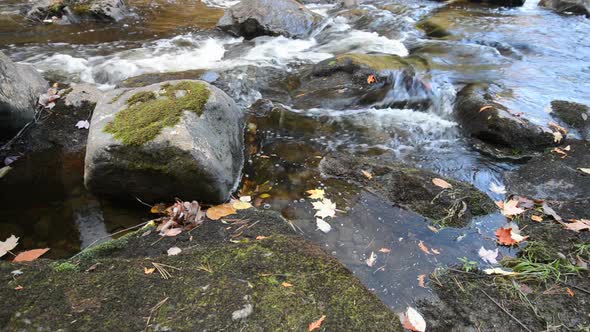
[480,289,532,332]
[145,297,169,332]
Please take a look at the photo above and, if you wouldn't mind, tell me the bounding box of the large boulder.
[539,0,589,17]
[84,80,245,203]
[549,100,590,140]
[25,0,127,23]
[454,84,556,151]
[216,0,323,39]
[0,51,47,139]
[290,53,433,110]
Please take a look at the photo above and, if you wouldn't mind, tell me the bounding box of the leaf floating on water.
[401,307,426,332]
[427,225,439,233]
[418,241,431,254]
[13,248,50,262]
[312,199,336,219]
[478,246,499,264]
[167,247,182,256]
[431,248,441,255]
[432,178,452,189]
[316,218,331,233]
[489,182,507,195]
[306,189,325,200]
[366,251,377,267]
[495,226,528,246]
[417,274,426,288]
[0,235,19,258]
[308,315,326,331]
[378,248,391,253]
[206,203,237,220]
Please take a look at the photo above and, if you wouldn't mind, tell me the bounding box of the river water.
[1,0,589,310]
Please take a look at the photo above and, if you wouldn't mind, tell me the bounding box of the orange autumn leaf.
[309,315,326,331]
[432,178,452,189]
[417,274,426,288]
[281,282,293,288]
[367,75,377,84]
[144,267,156,275]
[206,203,236,220]
[13,248,49,262]
[566,288,575,297]
[495,227,528,246]
[361,170,373,179]
[418,241,431,254]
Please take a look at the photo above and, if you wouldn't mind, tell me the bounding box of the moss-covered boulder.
[25,0,127,23]
[1,209,403,331]
[319,154,496,227]
[290,53,433,111]
[84,80,245,204]
[549,100,590,140]
[539,0,590,17]
[455,84,556,151]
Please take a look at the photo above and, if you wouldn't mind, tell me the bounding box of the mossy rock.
[320,154,497,227]
[1,210,403,331]
[117,69,209,88]
[550,100,590,140]
[316,53,428,74]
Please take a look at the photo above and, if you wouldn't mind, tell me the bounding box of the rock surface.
[319,154,496,227]
[455,84,556,151]
[64,83,103,108]
[539,0,590,17]
[25,0,127,23]
[550,100,590,140]
[1,209,403,331]
[468,0,526,7]
[0,51,47,139]
[216,0,323,39]
[84,80,245,203]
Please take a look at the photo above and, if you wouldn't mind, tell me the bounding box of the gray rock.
[65,83,103,108]
[216,0,323,39]
[84,80,245,203]
[468,0,526,7]
[539,0,589,17]
[454,84,556,151]
[549,100,590,140]
[25,0,127,23]
[0,51,47,138]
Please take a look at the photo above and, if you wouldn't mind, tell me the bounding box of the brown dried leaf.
[206,203,237,220]
[13,248,50,262]
[281,282,293,288]
[432,178,452,189]
[417,274,426,288]
[418,241,431,254]
[308,315,326,331]
[361,170,373,180]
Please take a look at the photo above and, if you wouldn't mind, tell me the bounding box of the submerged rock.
[320,154,496,227]
[0,51,47,139]
[549,100,590,140]
[454,84,556,151]
[25,0,127,23]
[291,53,433,110]
[539,0,590,17]
[216,0,323,39]
[84,80,245,203]
[468,0,526,7]
[1,209,403,331]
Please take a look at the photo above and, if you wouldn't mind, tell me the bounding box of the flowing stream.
[1,0,589,310]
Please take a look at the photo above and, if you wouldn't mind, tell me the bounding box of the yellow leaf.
[232,200,252,210]
[306,189,325,200]
[259,193,271,199]
[432,178,452,189]
[206,203,237,220]
[144,267,156,275]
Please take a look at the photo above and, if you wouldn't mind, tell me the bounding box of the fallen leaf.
[378,248,391,253]
[566,287,575,297]
[361,170,373,179]
[239,196,252,202]
[417,274,426,288]
[312,199,336,219]
[163,228,182,237]
[500,199,525,217]
[144,267,156,274]
[0,235,19,258]
[483,268,518,276]
[0,165,12,179]
[281,282,293,288]
[367,75,377,84]
[427,225,439,233]
[167,247,182,256]
[578,168,590,175]
[496,227,528,246]
[489,182,507,195]
[542,203,562,222]
[232,200,252,210]
[206,203,237,220]
[75,120,90,130]
[548,121,568,134]
[256,235,268,240]
[552,131,563,143]
[479,105,493,113]
[14,285,23,291]
[259,193,271,199]
[431,248,441,255]
[531,215,543,222]
[552,147,568,158]
[150,203,167,214]
[432,178,452,189]
[316,218,331,233]
[401,307,426,332]
[13,248,50,262]
[306,189,325,200]
[366,251,377,267]
[308,315,326,331]
[418,241,431,254]
[563,219,590,232]
[478,247,499,264]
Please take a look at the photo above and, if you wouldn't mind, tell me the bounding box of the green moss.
[125,91,156,106]
[52,262,79,272]
[109,90,128,104]
[103,81,210,146]
[71,3,91,15]
[334,53,428,72]
[416,19,451,38]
